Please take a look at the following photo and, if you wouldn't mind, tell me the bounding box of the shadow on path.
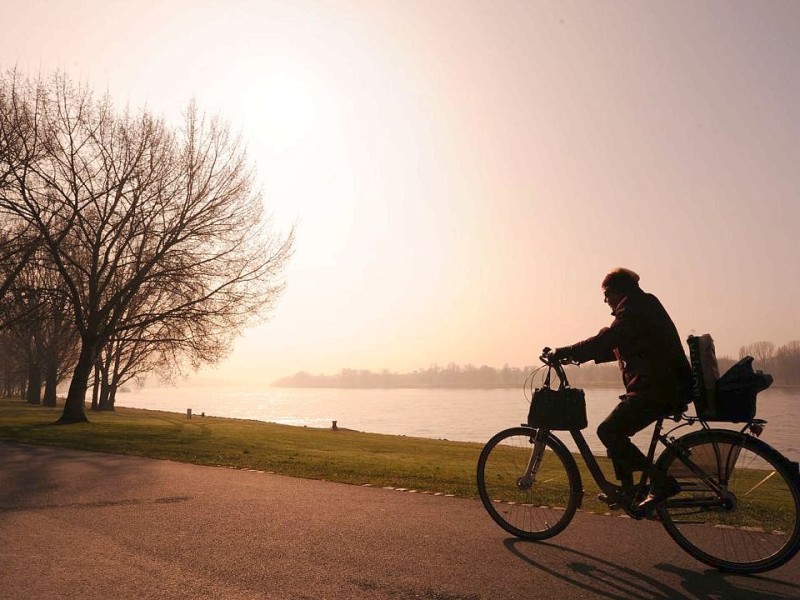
[0,441,181,519]
[504,538,800,600]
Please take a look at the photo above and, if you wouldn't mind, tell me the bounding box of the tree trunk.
[108,384,117,410]
[91,361,100,411]
[100,346,122,411]
[98,385,116,411]
[98,378,113,411]
[26,364,41,405]
[43,364,58,407]
[58,341,96,424]
[42,373,58,406]
[96,352,114,411]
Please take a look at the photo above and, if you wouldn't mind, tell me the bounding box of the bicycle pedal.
[596,492,615,505]
[598,483,647,508]
[597,492,625,510]
[598,491,649,520]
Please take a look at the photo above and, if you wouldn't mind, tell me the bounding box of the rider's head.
[601,267,640,310]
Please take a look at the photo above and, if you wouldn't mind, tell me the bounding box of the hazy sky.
[3,1,799,386]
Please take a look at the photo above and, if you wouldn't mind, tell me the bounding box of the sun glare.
[254,71,316,146]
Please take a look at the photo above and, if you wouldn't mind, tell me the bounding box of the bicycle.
[476,348,800,574]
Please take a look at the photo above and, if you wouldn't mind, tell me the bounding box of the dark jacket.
[561,288,693,409]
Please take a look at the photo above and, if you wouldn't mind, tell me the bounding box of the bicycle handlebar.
[539,347,578,366]
[540,346,554,365]
[539,346,575,388]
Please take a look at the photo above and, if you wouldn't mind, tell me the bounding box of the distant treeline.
[273,340,800,389]
[732,341,800,386]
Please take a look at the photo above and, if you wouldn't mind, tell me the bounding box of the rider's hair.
[602,268,641,294]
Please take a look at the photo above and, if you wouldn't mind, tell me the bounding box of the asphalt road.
[1,442,799,599]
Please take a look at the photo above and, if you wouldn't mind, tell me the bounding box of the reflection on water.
[118,385,800,458]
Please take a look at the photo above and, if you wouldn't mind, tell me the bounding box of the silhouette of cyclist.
[551,268,693,509]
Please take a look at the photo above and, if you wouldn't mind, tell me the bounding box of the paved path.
[1,442,799,599]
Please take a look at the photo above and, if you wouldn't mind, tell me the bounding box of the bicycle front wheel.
[477,427,581,540]
[656,429,800,573]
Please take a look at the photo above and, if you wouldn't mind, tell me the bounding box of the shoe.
[635,476,681,513]
[597,484,641,509]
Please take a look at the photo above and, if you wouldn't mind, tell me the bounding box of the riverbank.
[0,398,618,513]
[112,384,800,461]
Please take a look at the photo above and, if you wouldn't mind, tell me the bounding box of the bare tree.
[0,71,293,423]
[0,224,79,406]
[37,274,80,407]
[0,328,26,397]
[739,341,776,370]
[0,73,54,302]
[92,279,236,411]
[774,341,800,386]
[0,222,39,302]
[93,335,143,411]
[0,256,45,404]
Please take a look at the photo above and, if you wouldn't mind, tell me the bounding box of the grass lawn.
[0,397,615,512]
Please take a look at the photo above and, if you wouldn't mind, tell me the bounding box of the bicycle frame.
[524,417,755,516]
[527,421,667,501]
[525,353,762,512]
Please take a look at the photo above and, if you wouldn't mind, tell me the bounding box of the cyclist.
[550,267,693,510]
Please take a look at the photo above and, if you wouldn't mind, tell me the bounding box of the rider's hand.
[551,347,574,364]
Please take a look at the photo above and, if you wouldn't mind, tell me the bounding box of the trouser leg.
[597,396,665,485]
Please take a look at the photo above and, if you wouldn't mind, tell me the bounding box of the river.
[116,385,800,459]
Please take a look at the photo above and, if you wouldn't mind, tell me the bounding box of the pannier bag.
[527,368,588,431]
[687,334,720,413]
[707,356,773,422]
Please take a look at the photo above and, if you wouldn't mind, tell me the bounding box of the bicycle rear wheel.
[477,427,581,540]
[656,429,800,573]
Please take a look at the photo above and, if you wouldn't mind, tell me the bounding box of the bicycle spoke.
[743,471,777,497]
[657,430,800,573]
[477,427,579,540]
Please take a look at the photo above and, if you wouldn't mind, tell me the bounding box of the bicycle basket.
[701,356,773,422]
[527,367,587,431]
